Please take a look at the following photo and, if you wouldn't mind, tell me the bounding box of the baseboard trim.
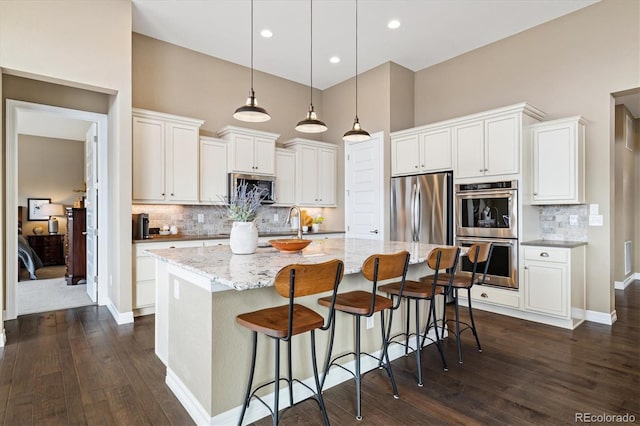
[168,329,444,425]
[614,272,639,290]
[0,327,6,348]
[585,309,617,325]
[105,300,134,325]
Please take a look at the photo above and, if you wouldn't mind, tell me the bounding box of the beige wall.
[413,0,640,316]
[1,0,132,318]
[18,134,84,236]
[636,117,640,272]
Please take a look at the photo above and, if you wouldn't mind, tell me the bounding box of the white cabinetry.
[284,139,337,207]
[218,126,279,176]
[132,109,204,204]
[391,127,452,176]
[523,245,585,329]
[530,116,585,204]
[274,148,296,205]
[199,136,228,204]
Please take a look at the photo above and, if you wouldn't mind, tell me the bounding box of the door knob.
[370,229,379,234]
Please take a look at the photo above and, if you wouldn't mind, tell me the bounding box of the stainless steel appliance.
[132,213,149,240]
[455,180,517,238]
[390,172,453,245]
[228,173,276,205]
[454,180,518,289]
[456,236,518,289]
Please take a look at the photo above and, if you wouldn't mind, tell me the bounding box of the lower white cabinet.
[523,245,586,328]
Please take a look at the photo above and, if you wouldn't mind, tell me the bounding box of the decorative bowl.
[268,239,312,252]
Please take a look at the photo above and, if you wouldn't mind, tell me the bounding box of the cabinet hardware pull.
[484,168,488,172]
[479,169,484,172]
[370,229,379,234]
[421,164,424,167]
[415,165,418,168]
[540,252,549,257]
[481,293,488,298]
[524,266,528,270]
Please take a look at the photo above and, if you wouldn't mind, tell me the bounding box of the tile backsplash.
[538,204,588,241]
[131,204,321,236]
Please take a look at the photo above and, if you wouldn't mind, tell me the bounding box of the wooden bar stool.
[236,259,344,426]
[318,251,410,421]
[430,242,493,364]
[378,246,460,387]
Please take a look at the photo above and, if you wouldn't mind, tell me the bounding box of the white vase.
[230,221,259,255]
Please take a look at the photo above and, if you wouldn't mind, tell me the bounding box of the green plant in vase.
[224,182,266,254]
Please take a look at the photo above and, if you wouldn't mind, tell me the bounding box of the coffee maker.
[132,213,150,239]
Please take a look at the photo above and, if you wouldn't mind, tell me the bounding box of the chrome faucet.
[286,206,303,239]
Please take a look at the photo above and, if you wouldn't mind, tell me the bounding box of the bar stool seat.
[378,246,460,387]
[236,259,344,426]
[318,251,411,421]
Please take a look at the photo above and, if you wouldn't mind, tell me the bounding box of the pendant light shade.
[343,0,370,142]
[296,0,327,133]
[234,0,271,123]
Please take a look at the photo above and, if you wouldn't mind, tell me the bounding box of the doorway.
[6,100,109,319]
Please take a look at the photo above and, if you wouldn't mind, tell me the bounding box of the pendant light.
[295,0,328,133]
[233,0,271,122]
[343,0,370,142]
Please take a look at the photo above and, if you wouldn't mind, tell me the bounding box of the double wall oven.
[455,180,518,289]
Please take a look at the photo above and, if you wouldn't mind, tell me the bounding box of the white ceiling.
[132,0,599,90]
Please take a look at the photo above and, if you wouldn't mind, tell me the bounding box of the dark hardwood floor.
[0,283,637,425]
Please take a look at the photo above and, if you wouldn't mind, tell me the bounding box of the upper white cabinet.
[283,139,337,207]
[530,116,585,204]
[455,113,523,179]
[274,148,296,206]
[391,127,452,176]
[132,108,204,204]
[199,136,228,204]
[218,126,279,176]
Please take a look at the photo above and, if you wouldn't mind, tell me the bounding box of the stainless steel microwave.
[228,173,276,204]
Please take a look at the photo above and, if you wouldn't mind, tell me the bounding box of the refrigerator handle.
[410,183,416,241]
[415,181,422,241]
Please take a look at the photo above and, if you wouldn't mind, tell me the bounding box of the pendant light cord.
[250,0,254,92]
[355,0,359,118]
[310,0,313,105]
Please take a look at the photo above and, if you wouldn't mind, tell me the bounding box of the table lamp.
[40,203,65,234]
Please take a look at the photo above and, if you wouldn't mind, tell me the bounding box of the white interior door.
[345,132,384,240]
[85,123,98,302]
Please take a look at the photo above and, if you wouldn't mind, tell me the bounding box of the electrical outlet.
[198,213,204,223]
[366,316,374,329]
[569,215,578,226]
[273,213,279,222]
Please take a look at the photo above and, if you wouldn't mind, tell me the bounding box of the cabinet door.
[275,149,295,205]
[200,138,228,204]
[297,145,319,205]
[254,137,275,175]
[229,134,256,173]
[454,121,484,179]
[166,122,199,203]
[484,114,519,176]
[532,121,579,204]
[391,134,419,176]
[524,261,568,317]
[317,148,337,206]
[132,117,166,201]
[420,128,452,172]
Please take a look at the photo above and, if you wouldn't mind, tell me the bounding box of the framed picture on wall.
[27,198,51,221]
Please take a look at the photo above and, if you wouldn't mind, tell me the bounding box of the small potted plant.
[224,182,266,254]
[311,215,324,233]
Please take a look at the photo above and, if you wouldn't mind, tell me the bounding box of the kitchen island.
[147,238,451,425]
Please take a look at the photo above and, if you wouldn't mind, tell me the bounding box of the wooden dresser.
[27,234,65,266]
[65,207,86,285]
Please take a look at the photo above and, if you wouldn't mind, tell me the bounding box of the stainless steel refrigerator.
[390,172,453,245]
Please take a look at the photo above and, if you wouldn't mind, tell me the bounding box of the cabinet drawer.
[469,285,519,308]
[136,256,157,282]
[524,247,567,263]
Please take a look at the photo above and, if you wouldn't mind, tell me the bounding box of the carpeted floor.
[18,266,95,315]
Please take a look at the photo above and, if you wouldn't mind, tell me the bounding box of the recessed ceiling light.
[261,29,273,38]
[387,19,400,29]
[329,56,340,64]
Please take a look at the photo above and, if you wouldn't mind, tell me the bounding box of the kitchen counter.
[150,238,452,424]
[132,229,344,244]
[521,239,587,248]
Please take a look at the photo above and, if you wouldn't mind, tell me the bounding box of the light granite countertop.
[133,229,345,244]
[146,238,449,291]
[521,240,587,248]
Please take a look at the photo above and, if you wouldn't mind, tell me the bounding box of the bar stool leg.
[310,330,330,426]
[454,288,463,364]
[467,288,483,353]
[404,300,411,356]
[238,331,258,426]
[429,299,448,372]
[379,310,400,398]
[355,316,362,421]
[414,299,423,387]
[273,338,280,426]
[287,339,294,406]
